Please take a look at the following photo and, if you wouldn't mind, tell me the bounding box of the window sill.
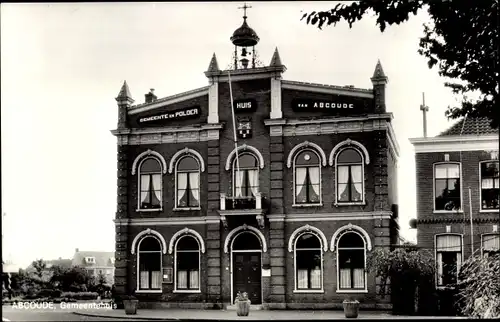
[136,290,162,294]
[436,285,457,290]
[173,290,201,293]
[292,203,323,208]
[334,202,365,207]
[479,209,500,213]
[173,207,201,211]
[336,289,368,294]
[136,208,163,212]
[433,210,464,214]
[293,289,324,294]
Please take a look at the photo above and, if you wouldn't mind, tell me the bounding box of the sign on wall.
[137,106,201,126]
[163,267,173,284]
[292,99,359,113]
[233,99,257,113]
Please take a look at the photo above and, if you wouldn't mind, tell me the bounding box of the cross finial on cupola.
[238,2,252,20]
[371,59,388,84]
[207,53,220,72]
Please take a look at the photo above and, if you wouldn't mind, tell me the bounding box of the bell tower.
[230,3,260,69]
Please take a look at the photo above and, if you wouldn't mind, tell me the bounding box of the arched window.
[336,148,364,204]
[294,149,321,204]
[176,156,201,208]
[295,233,322,291]
[138,157,163,210]
[175,236,200,291]
[138,236,162,291]
[233,153,259,198]
[337,232,366,291]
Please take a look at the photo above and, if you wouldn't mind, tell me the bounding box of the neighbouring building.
[410,116,499,291]
[72,249,115,285]
[112,9,400,310]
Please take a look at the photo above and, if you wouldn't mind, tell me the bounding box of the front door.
[233,252,261,304]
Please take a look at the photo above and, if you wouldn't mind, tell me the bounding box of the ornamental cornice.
[110,123,224,145]
[417,217,500,224]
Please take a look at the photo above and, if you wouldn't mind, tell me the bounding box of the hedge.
[60,291,99,300]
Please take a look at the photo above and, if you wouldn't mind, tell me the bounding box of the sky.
[1,2,460,269]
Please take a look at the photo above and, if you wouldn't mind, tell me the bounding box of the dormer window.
[85,257,95,264]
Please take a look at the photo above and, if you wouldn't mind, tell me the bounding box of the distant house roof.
[72,251,115,268]
[438,116,498,136]
[45,258,72,269]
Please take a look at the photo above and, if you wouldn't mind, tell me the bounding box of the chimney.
[145,88,157,103]
[75,248,79,253]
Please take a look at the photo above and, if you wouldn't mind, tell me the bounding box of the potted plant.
[343,298,360,318]
[234,291,251,316]
[122,292,139,315]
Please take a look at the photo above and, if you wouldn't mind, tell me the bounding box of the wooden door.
[233,252,262,304]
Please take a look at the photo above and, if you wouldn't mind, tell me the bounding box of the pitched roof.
[45,258,72,269]
[72,251,115,268]
[269,47,283,67]
[371,59,387,79]
[438,116,498,136]
[207,53,220,72]
[116,80,133,100]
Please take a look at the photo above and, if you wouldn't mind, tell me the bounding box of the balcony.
[218,193,266,229]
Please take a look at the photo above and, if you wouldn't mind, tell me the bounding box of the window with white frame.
[175,236,200,291]
[233,153,259,198]
[337,232,366,290]
[434,163,461,211]
[480,161,499,210]
[294,149,321,204]
[336,148,363,203]
[295,233,322,290]
[138,236,162,291]
[436,234,462,287]
[176,156,200,208]
[85,257,95,264]
[139,157,162,209]
[482,233,500,257]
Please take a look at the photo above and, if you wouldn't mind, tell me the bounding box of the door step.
[226,304,263,311]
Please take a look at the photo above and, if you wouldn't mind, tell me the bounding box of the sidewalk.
[72,308,468,320]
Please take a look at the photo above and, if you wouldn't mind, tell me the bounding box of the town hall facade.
[112,11,400,310]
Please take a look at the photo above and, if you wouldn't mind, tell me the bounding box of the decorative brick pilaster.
[206,140,222,307]
[268,136,286,308]
[115,144,130,296]
[373,131,390,212]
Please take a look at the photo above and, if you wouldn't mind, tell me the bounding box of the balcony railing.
[220,193,262,211]
[219,193,265,229]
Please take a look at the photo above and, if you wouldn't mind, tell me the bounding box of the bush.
[457,254,500,318]
[61,291,99,300]
[37,289,62,299]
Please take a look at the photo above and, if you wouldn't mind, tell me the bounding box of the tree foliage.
[367,247,436,315]
[302,0,499,129]
[457,254,500,318]
[31,259,47,280]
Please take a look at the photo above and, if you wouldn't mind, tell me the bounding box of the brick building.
[410,117,499,290]
[112,12,400,310]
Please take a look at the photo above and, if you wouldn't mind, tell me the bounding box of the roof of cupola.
[230,4,259,47]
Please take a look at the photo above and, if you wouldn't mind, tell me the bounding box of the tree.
[302,0,499,129]
[31,259,47,280]
[457,254,500,318]
[367,247,436,315]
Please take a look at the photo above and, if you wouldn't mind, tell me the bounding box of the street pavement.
[2,304,125,321]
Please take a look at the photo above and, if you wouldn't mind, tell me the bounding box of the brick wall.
[415,149,499,263]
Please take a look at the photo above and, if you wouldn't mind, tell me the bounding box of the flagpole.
[228,71,241,197]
